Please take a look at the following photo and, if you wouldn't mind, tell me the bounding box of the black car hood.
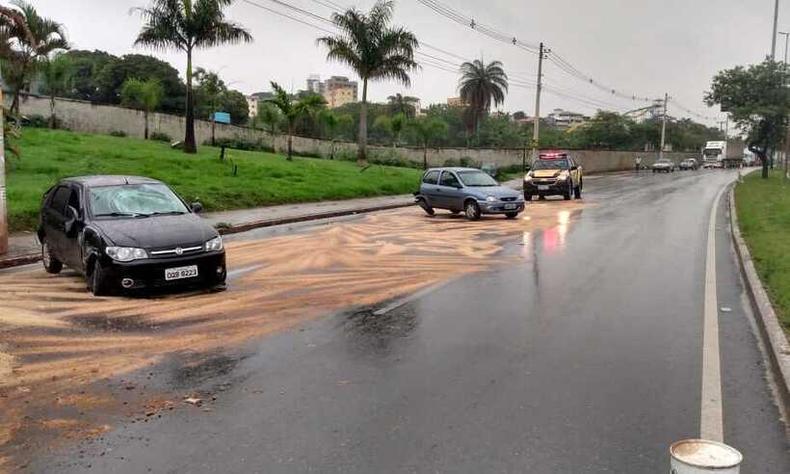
[93,214,217,249]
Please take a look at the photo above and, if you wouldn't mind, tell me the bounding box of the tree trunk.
[357,78,368,165]
[287,123,293,161]
[183,48,197,154]
[0,88,7,256]
[144,110,149,140]
[423,143,428,170]
[330,139,335,160]
[49,95,56,129]
[211,114,216,146]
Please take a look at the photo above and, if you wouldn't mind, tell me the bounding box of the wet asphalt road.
[35,169,790,473]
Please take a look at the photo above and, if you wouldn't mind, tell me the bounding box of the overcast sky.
[32,0,783,126]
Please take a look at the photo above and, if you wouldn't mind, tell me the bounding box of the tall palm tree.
[0,0,69,114]
[0,3,31,256]
[42,52,72,129]
[409,116,448,169]
[458,59,508,137]
[264,82,326,161]
[318,0,418,164]
[120,78,165,139]
[134,0,252,154]
[387,93,419,117]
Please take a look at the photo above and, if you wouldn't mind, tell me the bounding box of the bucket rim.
[669,439,743,469]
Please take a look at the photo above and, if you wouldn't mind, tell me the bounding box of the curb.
[728,186,790,416]
[0,201,415,269]
[216,201,413,235]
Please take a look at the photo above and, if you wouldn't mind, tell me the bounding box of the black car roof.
[61,175,163,187]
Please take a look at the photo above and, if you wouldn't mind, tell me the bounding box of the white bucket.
[670,439,742,474]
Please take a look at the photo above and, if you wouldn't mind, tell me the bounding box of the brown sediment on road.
[0,201,585,467]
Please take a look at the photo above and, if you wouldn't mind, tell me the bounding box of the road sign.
[213,112,231,124]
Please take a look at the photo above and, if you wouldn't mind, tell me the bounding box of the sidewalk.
[0,194,415,269]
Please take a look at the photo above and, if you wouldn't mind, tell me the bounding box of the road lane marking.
[701,185,727,442]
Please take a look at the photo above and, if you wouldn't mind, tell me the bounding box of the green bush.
[149,131,172,142]
[109,130,127,137]
[443,156,481,168]
[210,136,274,153]
[22,114,49,128]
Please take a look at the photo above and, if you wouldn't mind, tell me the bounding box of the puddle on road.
[0,201,586,467]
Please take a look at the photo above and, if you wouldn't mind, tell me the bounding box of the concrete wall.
[16,94,698,173]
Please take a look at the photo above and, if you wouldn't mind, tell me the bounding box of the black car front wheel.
[89,259,112,296]
[505,212,519,219]
[524,193,533,201]
[41,239,62,274]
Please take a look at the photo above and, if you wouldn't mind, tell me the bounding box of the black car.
[37,176,227,295]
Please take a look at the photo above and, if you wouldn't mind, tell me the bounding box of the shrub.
[21,114,49,128]
[210,136,274,153]
[149,131,172,142]
[109,130,127,137]
[443,156,481,169]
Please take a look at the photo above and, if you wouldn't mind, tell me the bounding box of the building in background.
[447,97,468,107]
[547,109,590,129]
[306,74,325,96]
[246,91,275,118]
[302,75,358,108]
[323,76,358,108]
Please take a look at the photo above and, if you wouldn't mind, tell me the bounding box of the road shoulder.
[728,187,790,417]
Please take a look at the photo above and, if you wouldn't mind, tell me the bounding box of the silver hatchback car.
[415,167,525,220]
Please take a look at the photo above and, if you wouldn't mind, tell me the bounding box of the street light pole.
[531,42,545,162]
[772,0,780,59]
[781,31,790,64]
[0,80,7,255]
[659,93,668,161]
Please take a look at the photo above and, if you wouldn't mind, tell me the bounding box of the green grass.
[6,128,422,232]
[735,170,790,332]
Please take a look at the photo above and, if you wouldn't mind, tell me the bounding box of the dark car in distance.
[38,176,227,295]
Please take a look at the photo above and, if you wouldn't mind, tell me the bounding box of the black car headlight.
[205,236,224,252]
[105,246,148,262]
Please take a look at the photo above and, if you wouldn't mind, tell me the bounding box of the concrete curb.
[728,186,790,416]
[216,201,413,235]
[0,201,415,269]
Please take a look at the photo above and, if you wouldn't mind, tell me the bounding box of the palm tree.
[317,0,418,164]
[265,82,326,160]
[0,0,69,115]
[373,112,406,147]
[319,110,353,159]
[387,93,419,117]
[134,0,252,154]
[0,3,32,256]
[120,78,165,139]
[41,52,72,129]
[458,59,508,137]
[409,116,448,169]
[255,103,282,136]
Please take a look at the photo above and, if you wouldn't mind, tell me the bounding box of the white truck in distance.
[702,140,744,169]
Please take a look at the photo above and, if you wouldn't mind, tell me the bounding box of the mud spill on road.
[0,202,585,469]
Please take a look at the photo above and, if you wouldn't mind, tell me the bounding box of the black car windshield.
[457,170,499,187]
[89,183,189,218]
[532,159,569,170]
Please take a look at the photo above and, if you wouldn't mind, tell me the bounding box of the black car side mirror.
[191,202,204,214]
[64,205,80,237]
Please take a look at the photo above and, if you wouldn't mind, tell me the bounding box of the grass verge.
[735,169,790,332]
[6,128,422,232]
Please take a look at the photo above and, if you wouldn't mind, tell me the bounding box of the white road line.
[372,277,460,316]
[700,185,728,442]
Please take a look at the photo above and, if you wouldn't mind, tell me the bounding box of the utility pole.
[531,42,547,161]
[659,93,668,161]
[0,85,6,255]
[772,0,780,59]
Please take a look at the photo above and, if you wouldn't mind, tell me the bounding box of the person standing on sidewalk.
[634,155,643,172]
